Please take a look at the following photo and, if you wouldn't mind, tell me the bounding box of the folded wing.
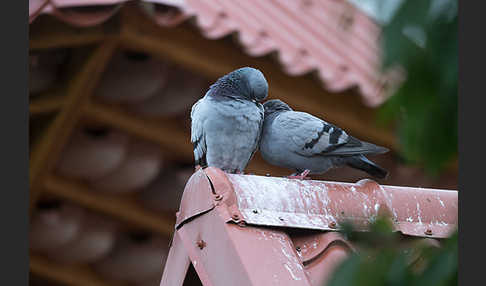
[277,111,388,157]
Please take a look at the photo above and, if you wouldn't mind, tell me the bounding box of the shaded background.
[28,0,457,285]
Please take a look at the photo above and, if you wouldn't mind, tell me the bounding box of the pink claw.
[287,169,311,180]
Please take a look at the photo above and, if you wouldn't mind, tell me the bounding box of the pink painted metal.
[226,174,457,238]
[183,0,394,106]
[292,232,354,286]
[175,169,215,228]
[160,167,458,286]
[202,167,457,239]
[29,0,49,23]
[29,0,393,107]
[40,1,126,28]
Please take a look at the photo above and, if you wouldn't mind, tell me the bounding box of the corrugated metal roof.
[29,0,397,107]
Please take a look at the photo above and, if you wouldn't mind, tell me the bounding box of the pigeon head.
[209,67,268,102]
[263,99,293,117]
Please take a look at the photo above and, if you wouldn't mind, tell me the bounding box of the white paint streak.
[416,202,422,224]
[284,264,302,281]
[438,198,445,207]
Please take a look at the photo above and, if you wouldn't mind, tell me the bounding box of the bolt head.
[328,221,337,229]
[196,240,206,249]
[296,246,301,252]
[232,214,240,220]
[252,209,258,214]
[214,194,223,201]
[425,229,433,235]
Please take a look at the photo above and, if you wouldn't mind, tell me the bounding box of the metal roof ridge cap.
[175,168,215,229]
[223,174,457,239]
[202,167,239,208]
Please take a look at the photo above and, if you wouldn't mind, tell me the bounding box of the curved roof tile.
[29,0,396,106]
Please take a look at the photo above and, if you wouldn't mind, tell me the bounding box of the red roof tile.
[29,0,398,106]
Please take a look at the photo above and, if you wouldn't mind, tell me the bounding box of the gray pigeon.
[260,99,389,179]
[190,67,268,173]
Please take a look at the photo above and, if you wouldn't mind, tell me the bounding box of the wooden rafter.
[82,101,289,176]
[29,15,111,51]
[44,175,175,236]
[83,102,192,161]
[30,254,118,286]
[29,94,66,115]
[29,40,118,213]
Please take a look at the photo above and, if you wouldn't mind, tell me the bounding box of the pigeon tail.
[346,155,388,179]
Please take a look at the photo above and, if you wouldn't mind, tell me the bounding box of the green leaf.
[376,0,457,175]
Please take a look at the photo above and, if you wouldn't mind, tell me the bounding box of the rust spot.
[340,13,354,30]
[298,48,309,57]
[238,221,246,227]
[196,240,206,249]
[339,65,349,72]
[301,0,313,8]
[217,11,228,18]
[258,30,269,38]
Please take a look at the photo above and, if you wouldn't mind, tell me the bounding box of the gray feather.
[260,99,389,178]
[190,67,268,173]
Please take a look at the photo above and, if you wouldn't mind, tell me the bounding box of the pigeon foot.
[287,169,311,180]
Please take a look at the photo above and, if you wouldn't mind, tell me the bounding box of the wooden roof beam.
[29,40,118,213]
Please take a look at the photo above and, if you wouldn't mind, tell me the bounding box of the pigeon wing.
[190,98,208,166]
[248,103,265,160]
[277,111,387,157]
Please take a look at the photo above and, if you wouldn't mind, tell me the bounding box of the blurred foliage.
[327,217,458,286]
[378,0,457,175]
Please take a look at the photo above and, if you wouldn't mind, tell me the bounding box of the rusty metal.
[238,221,246,227]
[161,167,458,286]
[196,240,206,250]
